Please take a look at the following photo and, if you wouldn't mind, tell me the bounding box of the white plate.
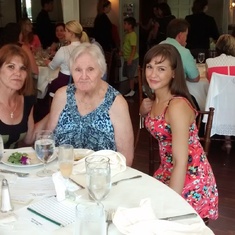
[74,148,94,161]
[1,147,57,168]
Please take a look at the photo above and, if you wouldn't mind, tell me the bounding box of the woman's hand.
[139,98,153,117]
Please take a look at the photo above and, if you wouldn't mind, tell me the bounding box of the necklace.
[0,100,18,119]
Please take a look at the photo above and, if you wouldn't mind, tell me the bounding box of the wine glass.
[58,144,76,200]
[197,52,205,64]
[35,130,55,177]
[85,156,111,204]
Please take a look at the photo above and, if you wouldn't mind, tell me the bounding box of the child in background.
[122,16,139,97]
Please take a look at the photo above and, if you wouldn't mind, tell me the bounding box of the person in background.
[141,43,218,223]
[93,0,114,52]
[0,22,38,77]
[155,2,175,44]
[46,42,134,166]
[19,18,41,54]
[160,19,199,83]
[139,4,160,49]
[185,0,219,51]
[36,0,55,49]
[122,17,139,98]
[206,34,235,82]
[0,44,47,148]
[47,20,89,94]
[50,22,68,56]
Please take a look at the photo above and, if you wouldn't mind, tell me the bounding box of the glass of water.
[75,200,106,235]
[197,52,205,64]
[35,130,55,177]
[85,156,111,203]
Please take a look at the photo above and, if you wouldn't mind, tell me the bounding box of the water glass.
[197,52,205,64]
[35,130,55,177]
[85,156,111,203]
[75,200,106,235]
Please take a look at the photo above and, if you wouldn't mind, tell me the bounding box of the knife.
[0,169,29,177]
[69,178,85,189]
[159,213,197,221]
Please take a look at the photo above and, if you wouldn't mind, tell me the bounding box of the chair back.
[197,108,215,155]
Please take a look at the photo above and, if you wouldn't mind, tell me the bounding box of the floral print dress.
[145,97,218,220]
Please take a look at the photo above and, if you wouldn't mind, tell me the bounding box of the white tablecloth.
[186,64,209,110]
[204,72,235,136]
[0,149,213,235]
[37,66,59,99]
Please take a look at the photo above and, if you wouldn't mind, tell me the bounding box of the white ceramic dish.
[1,147,57,168]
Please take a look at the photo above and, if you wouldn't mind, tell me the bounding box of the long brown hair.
[142,43,195,108]
[0,44,34,95]
[19,18,34,45]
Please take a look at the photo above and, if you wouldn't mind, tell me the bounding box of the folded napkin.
[52,172,79,201]
[72,150,126,177]
[113,198,214,235]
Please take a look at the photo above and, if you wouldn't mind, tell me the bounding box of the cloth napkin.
[72,150,126,177]
[113,198,214,235]
[52,172,79,201]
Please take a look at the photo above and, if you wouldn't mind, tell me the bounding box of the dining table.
[0,148,214,235]
[186,63,209,111]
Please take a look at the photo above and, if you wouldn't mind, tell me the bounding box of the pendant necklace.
[1,100,18,119]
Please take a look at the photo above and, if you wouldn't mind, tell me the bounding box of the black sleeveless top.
[0,96,35,149]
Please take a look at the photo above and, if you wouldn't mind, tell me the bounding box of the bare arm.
[128,45,136,65]
[139,98,153,117]
[23,107,35,145]
[166,99,195,195]
[46,87,67,131]
[109,94,134,166]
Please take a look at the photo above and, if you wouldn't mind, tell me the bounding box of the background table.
[187,64,209,111]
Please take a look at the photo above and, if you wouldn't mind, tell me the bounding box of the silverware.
[0,169,29,177]
[106,209,115,234]
[69,178,85,189]
[159,212,197,221]
[112,175,142,186]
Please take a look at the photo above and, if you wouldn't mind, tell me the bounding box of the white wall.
[0,0,16,27]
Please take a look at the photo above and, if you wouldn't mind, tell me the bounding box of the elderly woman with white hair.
[48,20,90,93]
[46,42,134,166]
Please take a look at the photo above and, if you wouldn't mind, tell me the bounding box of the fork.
[112,175,142,186]
[106,209,115,234]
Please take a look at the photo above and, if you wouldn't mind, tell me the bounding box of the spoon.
[112,175,142,186]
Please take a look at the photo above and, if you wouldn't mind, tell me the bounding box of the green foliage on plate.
[8,152,30,165]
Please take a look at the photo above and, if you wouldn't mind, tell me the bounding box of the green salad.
[8,152,31,165]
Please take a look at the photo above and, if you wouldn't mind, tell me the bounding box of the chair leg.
[222,136,232,155]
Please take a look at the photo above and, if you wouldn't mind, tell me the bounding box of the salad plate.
[1,147,57,168]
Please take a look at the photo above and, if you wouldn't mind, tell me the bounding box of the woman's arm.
[109,95,134,166]
[139,98,153,117]
[46,87,67,131]
[23,106,35,145]
[166,99,195,195]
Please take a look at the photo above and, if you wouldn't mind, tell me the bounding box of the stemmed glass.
[85,156,111,204]
[58,144,76,200]
[198,52,205,64]
[35,130,55,177]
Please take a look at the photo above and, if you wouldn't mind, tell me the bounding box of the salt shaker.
[0,134,3,161]
[1,179,13,212]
